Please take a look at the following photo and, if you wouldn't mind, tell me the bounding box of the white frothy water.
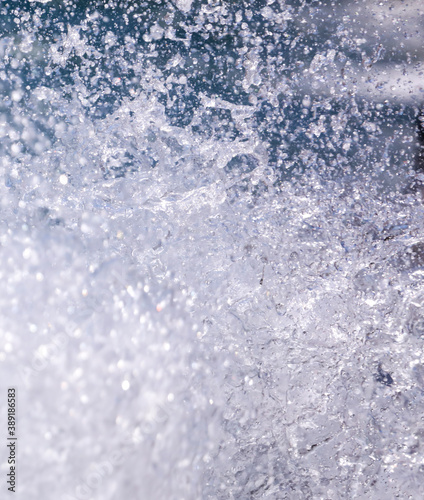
[1,2,424,499]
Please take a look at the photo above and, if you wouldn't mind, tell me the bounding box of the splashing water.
[1,1,424,499]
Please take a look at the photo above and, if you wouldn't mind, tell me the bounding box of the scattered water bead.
[59,174,68,185]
